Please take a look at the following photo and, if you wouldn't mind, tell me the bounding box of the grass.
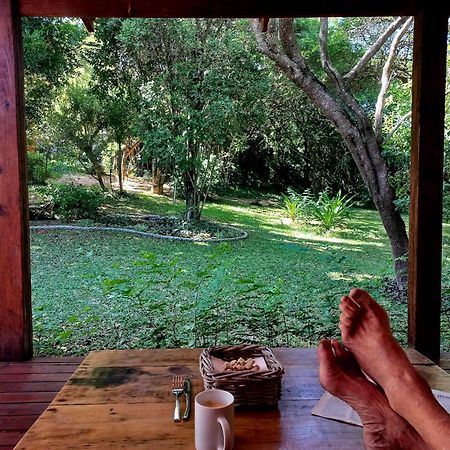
[30,192,450,355]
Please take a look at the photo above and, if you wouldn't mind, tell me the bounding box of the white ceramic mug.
[195,389,235,450]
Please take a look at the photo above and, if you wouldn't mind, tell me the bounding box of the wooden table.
[13,348,450,449]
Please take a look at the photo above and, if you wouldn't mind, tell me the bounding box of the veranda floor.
[1,352,449,450]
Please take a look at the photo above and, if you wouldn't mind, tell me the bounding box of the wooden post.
[0,0,32,361]
[408,7,448,362]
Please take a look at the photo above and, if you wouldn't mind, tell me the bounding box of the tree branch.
[318,18,374,132]
[319,18,347,94]
[384,111,412,143]
[374,17,413,143]
[344,16,410,83]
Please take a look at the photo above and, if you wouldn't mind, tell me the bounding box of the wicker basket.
[199,344,284,407]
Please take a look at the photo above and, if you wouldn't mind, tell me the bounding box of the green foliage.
[49,76,108,190]
[282,188,313,222]
[103,243,286,348]
[31,193,432,356]
[46,184,104,220]
[310,191,354,231]
[23,18,85,132]
[27,152,48,185]
[282,189,353,231]
[119,18,271,220]
[282,195,301,222]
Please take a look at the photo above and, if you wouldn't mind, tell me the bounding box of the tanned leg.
[318,339,429,450]
[339,288,450,450]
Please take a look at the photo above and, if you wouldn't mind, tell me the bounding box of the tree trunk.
[117,142,123,194]
[151,161,164,195]
[94,163,106,191]
[253,19,409,291]
[84,145,107,191]
[184,168,200,222]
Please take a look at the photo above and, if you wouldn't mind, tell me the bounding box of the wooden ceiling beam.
[19,0,426,18]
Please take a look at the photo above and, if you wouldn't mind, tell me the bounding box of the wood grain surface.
[408,5,449,362]
[18,0,426,19]
[0,0,32,362]
[13,348,450,450]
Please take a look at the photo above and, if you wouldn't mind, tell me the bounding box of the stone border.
[30,223,248,243]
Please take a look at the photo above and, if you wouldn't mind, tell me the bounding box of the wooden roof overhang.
[0,0,448,362]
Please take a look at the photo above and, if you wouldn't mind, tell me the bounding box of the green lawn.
[30,193,450,355]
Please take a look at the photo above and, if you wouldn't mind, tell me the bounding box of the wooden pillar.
[408,7,448,362]
[0,0,32,361]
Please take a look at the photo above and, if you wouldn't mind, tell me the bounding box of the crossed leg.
[318,339,428,449]
[339,288,450,450]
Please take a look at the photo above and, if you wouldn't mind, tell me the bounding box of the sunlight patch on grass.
[29,192,450,355]
[327,271,377,282]
[279,228,387,248]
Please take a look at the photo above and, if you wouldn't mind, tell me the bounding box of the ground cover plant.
[30,192,450,356]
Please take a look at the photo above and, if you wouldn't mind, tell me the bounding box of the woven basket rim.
[199,344,284,406]
[200,344,284,378]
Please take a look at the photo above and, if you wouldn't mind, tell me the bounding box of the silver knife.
[182,378,192,421]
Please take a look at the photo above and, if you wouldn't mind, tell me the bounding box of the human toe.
[349,288,373,307]
[318,340,340,388]
[331,339,346,358]
[341,295,360,311]
[339,296,359,317]
[331,340,361,372]
[339,312,353,328]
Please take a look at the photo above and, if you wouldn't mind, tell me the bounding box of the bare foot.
[339,289,450,450]
[318,339,428,449]
[339,288,419,394]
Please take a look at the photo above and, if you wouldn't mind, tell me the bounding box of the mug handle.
[217,416,232,450]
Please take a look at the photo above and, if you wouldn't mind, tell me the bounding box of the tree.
[253,17,413,291]
[23,18,85,142]
[119,19,269,221]
[51,78,108,191]
[86,19,139,194]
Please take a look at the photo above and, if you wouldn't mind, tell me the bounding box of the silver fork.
[171,376,184,422]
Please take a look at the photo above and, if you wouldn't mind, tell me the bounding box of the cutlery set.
[171,376,192,422]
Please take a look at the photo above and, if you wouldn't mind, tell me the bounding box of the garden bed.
[31,213,248,242]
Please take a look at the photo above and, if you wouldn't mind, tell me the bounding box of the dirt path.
[59,173,157,195]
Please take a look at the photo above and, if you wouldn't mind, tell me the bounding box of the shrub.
[282,188,313,221]
[27,151,48,185]
[310,190,354,231]
[282,194,301,221]
[49,184,104,220]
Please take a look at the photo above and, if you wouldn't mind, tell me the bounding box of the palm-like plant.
[311,191,354,230]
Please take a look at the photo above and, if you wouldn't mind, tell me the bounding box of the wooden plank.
[26,357,84,364]
[0,373,76,382]
[0,381,66,393]
[0,416,36,431]
[0,403,48,416]
[414,364,450,391]
[405,347,435,365]
[0,363,82,374]
[19,0,423,18]
[439,352,450,372]
[0,392,59,404]
[14,400,364,450]
[408,6,449,362]
[0,0,31,362]
[10,348,450,450]
[0,431,24,446]
[81,348,203,367]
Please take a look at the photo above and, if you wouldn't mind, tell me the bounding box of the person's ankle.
[384,369,430,413]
